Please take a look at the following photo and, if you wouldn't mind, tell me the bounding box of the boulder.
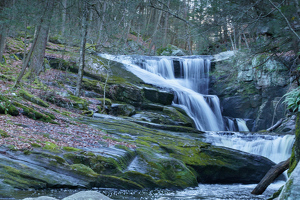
[278,162,300,199]
[62,191,112,200]
[23,197,58,200]
[143,87,174,105]
[111,103,136,116]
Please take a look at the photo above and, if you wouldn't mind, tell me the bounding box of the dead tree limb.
[267,118,283,132]
[251,158,290,195]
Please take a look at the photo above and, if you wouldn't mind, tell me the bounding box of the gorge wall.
[210,52,293,132]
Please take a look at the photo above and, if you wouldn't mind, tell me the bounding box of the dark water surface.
[1,182,284,200]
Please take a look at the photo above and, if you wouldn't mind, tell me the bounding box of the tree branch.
[148,0,191,26]
[268,0,300,41]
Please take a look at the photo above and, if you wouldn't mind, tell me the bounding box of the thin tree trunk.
[75,2,89,97]
[97,1,106,45]
[14,24,42,87]
[162,0,170,47]
[61,0,67,36]
[0,26,7,63]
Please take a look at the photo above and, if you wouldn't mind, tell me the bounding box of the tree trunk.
[30,0,55,77]
[14,23,42,87]
[0,25,7,63]
[251,158,290,195]
[75,2,89,97]
[162,0,170,47]
[61,0,67,37]
[97,1,107,45]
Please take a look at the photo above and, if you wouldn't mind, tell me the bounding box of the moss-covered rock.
[19,89,49,107]
[13,102,56,124]
[143,87,174,105]
[111,103,136,116]
[0,95,19,116]
[0,129,9,138]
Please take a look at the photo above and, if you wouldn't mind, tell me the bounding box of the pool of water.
[1,181,284,200]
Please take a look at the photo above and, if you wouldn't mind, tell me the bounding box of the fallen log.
[267,118,283,132]
[251,158,290,195]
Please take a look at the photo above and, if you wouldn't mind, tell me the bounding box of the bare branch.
[268,0,300,41]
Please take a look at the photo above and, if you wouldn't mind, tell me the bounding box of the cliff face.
[210,52,292,131]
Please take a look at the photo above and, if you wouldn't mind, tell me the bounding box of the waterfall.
[205,132,294,164]
[99,54,225,131]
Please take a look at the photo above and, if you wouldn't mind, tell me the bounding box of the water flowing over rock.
[99,54,232,131]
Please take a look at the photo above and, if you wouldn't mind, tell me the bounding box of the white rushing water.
[205,132,294,164]
[99,54,225,131]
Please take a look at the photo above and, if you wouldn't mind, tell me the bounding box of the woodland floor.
[0,38,135,151]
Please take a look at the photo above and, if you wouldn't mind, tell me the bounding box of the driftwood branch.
[267,118,283,132]
[251,158,290,195]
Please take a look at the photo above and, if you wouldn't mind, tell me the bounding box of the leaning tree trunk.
[251,158,290,195]
[29,0,55,77]
[75,2,89,97]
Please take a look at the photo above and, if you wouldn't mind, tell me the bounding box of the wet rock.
[62,191,112,200]
[278,162,300,199]
[111,103,136,116]
[23,197,58,200]
[143,87,174,105]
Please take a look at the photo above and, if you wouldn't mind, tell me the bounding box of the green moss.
[43,142,60,153]
[0,129,9,138]
[70,164,98,177]
[13,102,56,124]
[67,94,88,110]
[63,146,81,152]
[268,185,283,200]
[0,165,46,189]
[94,174,144,190]
[0,95,19,116]
[19,89,49,108]
[96,98,112,106]
[82,110,93,117]
[31,143,41,148]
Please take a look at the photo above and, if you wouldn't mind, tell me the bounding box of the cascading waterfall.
[100,54,225,131]
[205,132,295,164]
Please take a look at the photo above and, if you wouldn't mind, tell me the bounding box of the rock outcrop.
[210,52,291,131]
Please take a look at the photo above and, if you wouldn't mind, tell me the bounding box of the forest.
[0,0,300,199]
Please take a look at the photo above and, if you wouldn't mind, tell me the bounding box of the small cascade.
[205,132,295,164]
[99,54,226,131]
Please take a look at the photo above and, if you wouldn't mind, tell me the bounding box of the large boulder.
[63,191,112,200]
[210,52,290,131]
[278,162,300,199]
[143,87,174,105]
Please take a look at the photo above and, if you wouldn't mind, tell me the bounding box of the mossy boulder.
[19,89,49,107]
[143,87,174,105]
[13,102,56,123]
[108,84,144,106]
[0,95,19,116]
[111,103,136,116]
[0,129,9,138]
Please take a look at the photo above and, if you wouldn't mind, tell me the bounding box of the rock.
[212,51,235,62]
[111,103,136,116]
[62,191,112,200]
[19,89,49,108]
[278,162,300,199]
[143,87,174,105]
[108,84,143,106]
[0,95,19,116]
[23,197,58,200]
[159,44,186,56]
[210,52,290,131]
